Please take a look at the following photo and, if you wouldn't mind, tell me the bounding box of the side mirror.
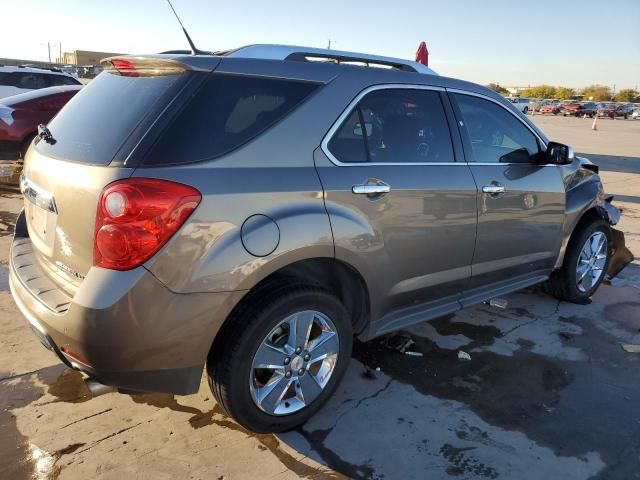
[545,141,575,165]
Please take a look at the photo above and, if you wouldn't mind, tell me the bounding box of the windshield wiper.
[37,124,56,145]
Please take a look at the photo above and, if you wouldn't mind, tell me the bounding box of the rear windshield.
[35,71,181,165]
[143,73,320,166]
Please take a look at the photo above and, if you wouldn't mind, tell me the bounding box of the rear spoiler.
[100,55,217,76]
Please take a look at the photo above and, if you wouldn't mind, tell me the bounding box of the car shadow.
[577,152,640,175]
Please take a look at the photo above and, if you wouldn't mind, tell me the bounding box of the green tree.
[486,83,509,95]
[521,85,556,99]
[616,89,639,102]
[555,87,576,100]
[581,84,612,101]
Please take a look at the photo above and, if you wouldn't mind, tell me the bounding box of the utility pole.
[327,39,332,50]
[59,42,62,64]
[47,41,51,62]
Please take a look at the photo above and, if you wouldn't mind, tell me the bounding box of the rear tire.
[523,106,528,114]
[207,282,352,433]
[545,218,611,303]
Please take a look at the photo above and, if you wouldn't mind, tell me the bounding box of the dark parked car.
[0,85,82,160]
[597,103,632,119]
[10,46,632,433]
[562,102,598,117]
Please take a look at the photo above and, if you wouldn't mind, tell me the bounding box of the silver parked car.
[10,45,633,432]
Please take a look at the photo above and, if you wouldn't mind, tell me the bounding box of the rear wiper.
[37,124,56,145]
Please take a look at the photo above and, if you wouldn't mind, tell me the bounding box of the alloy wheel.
[576,231,608,293]
[249,310,339,416]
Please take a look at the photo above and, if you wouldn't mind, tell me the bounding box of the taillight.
[110,59,139,77]
[93,178,201,270]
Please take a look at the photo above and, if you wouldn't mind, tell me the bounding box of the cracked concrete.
[0,116,639,479]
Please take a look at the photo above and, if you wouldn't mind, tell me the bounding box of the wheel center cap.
[290,356,304,371]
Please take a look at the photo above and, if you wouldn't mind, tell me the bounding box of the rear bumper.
[9,210,245,394]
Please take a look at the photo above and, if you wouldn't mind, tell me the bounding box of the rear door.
[315,86,478,330]
[449,91,565,305]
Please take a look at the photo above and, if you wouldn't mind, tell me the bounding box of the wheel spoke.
[253,343,287,370]
[308,332,339,364]
[296,374,323,405]
[257,373,292,414]
[287,311,315,350]
[577,264,591,282]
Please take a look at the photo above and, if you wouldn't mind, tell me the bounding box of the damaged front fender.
[607,227,634,279]
[597,198,633,279]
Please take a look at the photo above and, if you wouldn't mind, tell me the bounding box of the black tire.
[545,218,612,303]
[207,282,352,433]
[20,133,36,160]
[523,106,528,114]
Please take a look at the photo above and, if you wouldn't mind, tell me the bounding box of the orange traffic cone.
[592,116,598,131]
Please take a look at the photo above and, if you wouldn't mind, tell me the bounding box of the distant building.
[57,50,123,66]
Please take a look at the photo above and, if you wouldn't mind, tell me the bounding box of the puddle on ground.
[0,365,82,480]
[45,368,92,404]
[350,312,640,478]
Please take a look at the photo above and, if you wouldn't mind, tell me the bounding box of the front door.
[449,91,565,306]
[315,86,478,333]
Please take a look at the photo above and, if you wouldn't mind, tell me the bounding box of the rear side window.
[35,71,181,165]
[144,74,320,165]
[45,74,80,86]
[328,88,455,164]
[0,72,13,86]
[15,73,47,90]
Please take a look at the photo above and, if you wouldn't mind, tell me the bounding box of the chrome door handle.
[352,184,391,195]
[482,185,505,194]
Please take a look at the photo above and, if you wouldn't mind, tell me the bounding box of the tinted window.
[329,88,454,164]
[327,109,368,163]
[45,74,80,86]
[35,71,181,165]
[145,74,319,165]
[454,94,540,164]
[0,72,13,86]
[15,72,47,90]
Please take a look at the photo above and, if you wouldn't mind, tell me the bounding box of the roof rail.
[225,44,437,75]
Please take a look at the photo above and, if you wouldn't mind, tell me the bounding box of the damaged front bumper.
[600,197,634,279]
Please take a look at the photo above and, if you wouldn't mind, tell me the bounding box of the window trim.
[447,88,550,166]
[321,83,467,167]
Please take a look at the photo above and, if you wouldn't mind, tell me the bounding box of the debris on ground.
[381,332,424,356]
[382,332,414,352]
[457,350,472,361]
[363,366,377,380]
[487,298,508,309]
[621,344,640,353]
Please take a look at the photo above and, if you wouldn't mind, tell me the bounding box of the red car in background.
[539,103,561,115]
[0,85,82,161]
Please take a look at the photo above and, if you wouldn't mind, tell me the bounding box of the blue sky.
[3,0,639,89]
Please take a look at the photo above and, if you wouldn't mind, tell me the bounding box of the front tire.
[545,218,611,303]
[207,283,352,433]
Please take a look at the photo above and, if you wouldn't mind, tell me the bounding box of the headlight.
[0,106,15,126]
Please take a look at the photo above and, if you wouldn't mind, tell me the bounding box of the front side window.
[454,94,540,164]
[328,88,455,164]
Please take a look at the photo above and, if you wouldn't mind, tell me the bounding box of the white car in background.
[506,97,531,114]
[0,65,82,99]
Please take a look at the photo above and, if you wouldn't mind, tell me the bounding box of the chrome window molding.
[320,84,454,167]
[321,84,556,168]
[446,88,548,150]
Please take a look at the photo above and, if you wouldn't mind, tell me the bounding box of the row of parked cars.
[525,98,638,119]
